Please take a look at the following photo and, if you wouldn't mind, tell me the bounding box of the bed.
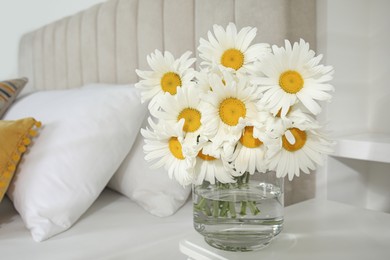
[0,0,316,259]
[0,190,193,259]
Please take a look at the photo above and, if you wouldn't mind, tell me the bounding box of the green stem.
[195,197,206,210]
[220,201,229,217]
[248,201,260,215]
[213,201,219,218]
[195,197,212,216]
[203,202,211,216]
[244,172,250,184]
[195,173,263,219]
[240,201,247,216]
[229,202,237,218]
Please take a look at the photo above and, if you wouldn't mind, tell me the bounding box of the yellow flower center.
[221,48,244,70]
[282,128,307,152]
[197,149,216,161]
[219,97,246,126]
[279,70,304,94]
[177,108,202,133]
[161,72,182,95]
[168,137,185,160]
[240,126,263,148]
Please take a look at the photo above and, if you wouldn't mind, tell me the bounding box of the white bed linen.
[0,189,193,259]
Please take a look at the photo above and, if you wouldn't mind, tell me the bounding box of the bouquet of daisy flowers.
[135,23,334,189]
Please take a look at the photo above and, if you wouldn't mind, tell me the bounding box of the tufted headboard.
[17,0,317,205]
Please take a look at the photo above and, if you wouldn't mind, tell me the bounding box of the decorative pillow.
[3,84,147,242]
[0,118,41,203]
[0,77,28,118]
[108,115,191,217]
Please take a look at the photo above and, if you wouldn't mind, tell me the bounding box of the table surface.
[179,199,390,260]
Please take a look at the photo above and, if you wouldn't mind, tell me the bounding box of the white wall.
[319,0,371,136]
[0,0,106,80]
[318,0,390,136]
[368,0,390,134]
[317,0,390,213]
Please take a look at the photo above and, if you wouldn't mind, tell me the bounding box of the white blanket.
[0,189,193,259]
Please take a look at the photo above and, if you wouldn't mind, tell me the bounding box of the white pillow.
[108,115,191,217]
[3,84,147,242]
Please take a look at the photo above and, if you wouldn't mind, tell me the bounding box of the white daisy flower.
[231,125,269,176]
[264,103,318,136]
[195,67,237,93]
[252,39,334,117]
[195,69,213,92]
[135,50,196,112]
[201,74,260,148]
[226,105,272,176]
[185,141,235,185]
[267,123,333,180]
[141,117,195,186]
[152,86,207,147]
[198,23,270,75]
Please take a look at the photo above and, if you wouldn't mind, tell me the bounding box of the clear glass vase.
[193,171,284,252]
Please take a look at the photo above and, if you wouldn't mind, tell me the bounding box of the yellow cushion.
[0,117,41,202]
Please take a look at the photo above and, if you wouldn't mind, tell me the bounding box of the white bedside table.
[179,199,390,260]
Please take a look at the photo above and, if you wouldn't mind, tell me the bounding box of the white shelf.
[180,199,390,260]
[332,132,390,163]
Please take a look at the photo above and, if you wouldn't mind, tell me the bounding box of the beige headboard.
[17,0,317,205]
[18,0,316,92]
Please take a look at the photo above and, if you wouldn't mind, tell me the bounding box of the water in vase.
[193,180,284,252]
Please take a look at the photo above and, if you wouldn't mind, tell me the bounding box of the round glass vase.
[192,171,284,252]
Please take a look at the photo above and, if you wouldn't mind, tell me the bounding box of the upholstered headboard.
[18,0,316,91]
[17,0,317,205]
